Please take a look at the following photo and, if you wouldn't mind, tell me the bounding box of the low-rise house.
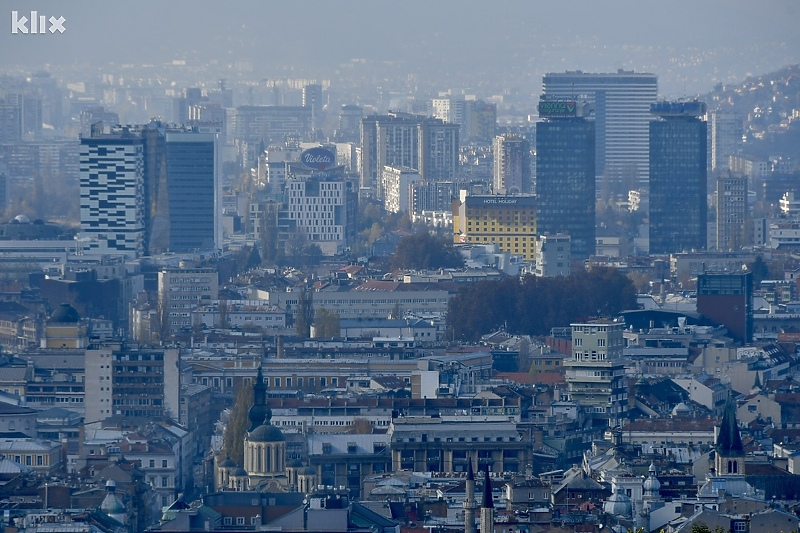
[736,392,781,425]
[0,436,62,474]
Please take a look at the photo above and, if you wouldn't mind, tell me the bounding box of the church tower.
[244,367,287,490]
[715,397,745,476]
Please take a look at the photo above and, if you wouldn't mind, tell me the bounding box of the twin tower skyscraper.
[79,121,219,257]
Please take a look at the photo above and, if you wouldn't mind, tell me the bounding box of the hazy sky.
[3,0,799,97]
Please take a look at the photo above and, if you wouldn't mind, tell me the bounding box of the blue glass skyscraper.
[649,101,708,254]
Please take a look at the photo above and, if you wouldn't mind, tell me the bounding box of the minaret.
[480,463,494,533]
[464,461,477,533]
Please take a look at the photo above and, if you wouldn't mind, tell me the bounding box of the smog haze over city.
[3,0,799,100]
[5,1,800,531]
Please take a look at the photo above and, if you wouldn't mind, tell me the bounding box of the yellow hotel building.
[452,190,537,261]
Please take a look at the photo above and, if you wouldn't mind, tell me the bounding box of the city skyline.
[1,0,798,102]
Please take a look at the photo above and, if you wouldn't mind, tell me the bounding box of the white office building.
[542,70,658,190]
[79,133,145,257]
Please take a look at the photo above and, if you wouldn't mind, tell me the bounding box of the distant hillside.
[701,64,800,161]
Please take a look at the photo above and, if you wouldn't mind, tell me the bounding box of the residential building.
[769,221,800,249]
[193,300,286,330]
[542,70,658,191]
[780,191,800,218]
[466,101,497,145]
[535,97,596,259]
[564,320,627,425]
[649,101,708,254]
[381,166,421,214]
[360,113,458,199]
[453,190,537,261]
[336,105,363,143]
[84,343,180,424]
[158,267,219,336]
[432,96,466,129]
[0,437,61,474]
[535,233,571,277]
[708,109,743,174]
[360,113,419,197]
[492,134,531,194]
[233,106,311,158]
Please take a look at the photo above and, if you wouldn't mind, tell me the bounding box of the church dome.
[232,467,248,477]
[603,486,632,517]
[643,475,660,492]
[50,303,80,323]
[218,455,236,468]
[100,480,125,515]
[248,422,285,443]
[644,463,661,493]
[302,466,316,475]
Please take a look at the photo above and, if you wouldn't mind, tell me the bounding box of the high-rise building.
[302,84,324,133]
[81,123,219,257]
[453,190,537,262]
[0,97,23,144]
[382,166,421,214]
[716,175,748,251]
[360,113,419,198]
[466,101,497,145]
[165,131,218,252]
[79,129,145,257]
[336,105,363,142]
[649,101,708,255]
[411,180,457,213]
[360,113,458,199]
[419,119,459,183]
[432,96,466,130]
[493,134,531,193]
[535,98,596,260]
[233,105,312,162]
[709,110,743,174]
[542,70,657,192]
[564,320,627,426]
[79,106,119,137]
[172,87,204,126]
